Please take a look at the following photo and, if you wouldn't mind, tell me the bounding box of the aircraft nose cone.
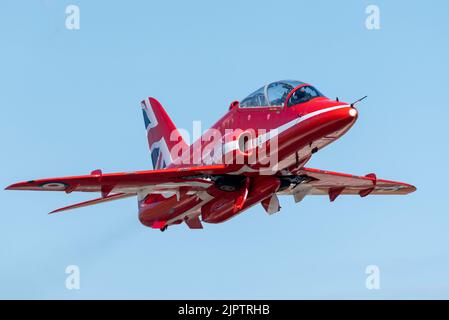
[342,106,358,130]
[317,105,358,139]
[349,106,358,118]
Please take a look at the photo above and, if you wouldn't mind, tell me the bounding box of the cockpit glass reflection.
[240,80,305,108]
[239,87,268,108]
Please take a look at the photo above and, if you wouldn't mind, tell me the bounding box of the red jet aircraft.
[6,80,416,231]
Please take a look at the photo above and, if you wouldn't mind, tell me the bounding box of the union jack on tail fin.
[141,97,188,169]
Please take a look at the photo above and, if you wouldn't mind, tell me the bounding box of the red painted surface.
[5,80,416,231]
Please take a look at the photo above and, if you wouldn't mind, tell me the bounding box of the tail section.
[141,97,188,169]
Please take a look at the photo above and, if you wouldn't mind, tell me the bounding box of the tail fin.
[141,97,188,169]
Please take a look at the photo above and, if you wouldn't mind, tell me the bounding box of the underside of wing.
[5,164,229,195]
[279,167,416,201]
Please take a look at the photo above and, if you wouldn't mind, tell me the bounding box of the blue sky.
[1,0,448,299]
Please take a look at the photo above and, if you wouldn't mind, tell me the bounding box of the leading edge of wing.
[5,164,229,193]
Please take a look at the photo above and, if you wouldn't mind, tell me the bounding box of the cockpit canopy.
[240,80,324,108]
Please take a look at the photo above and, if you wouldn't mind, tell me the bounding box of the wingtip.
[5,183,18,191]
[3,180,45,191]
[400,182,417,195]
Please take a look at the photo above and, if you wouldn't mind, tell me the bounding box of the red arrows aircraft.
[6,80,416,231]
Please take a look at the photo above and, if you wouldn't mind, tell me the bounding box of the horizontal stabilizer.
[49,193,135,214]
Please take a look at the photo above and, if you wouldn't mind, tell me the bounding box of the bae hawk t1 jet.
[6,80,416,231]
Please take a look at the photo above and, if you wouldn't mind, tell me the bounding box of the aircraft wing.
[5,165,229,196]
[281,167,416,202]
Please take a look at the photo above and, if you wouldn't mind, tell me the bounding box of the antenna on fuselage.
[351,95,368,107]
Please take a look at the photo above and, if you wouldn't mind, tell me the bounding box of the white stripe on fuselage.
[222,104,351,154]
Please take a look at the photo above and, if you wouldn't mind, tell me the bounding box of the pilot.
[291,87,308,105]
